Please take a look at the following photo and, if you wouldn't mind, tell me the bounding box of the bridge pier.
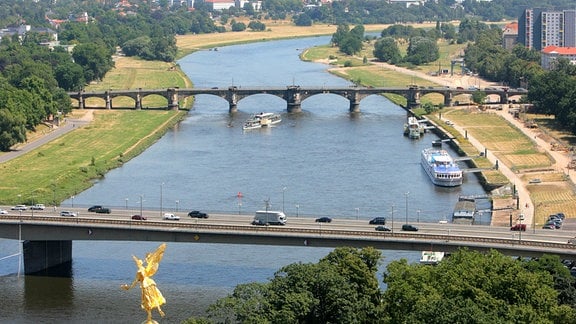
[23,240,72,276]
[348,91,361,113]
[78,92,85,109]
[135,89,142,110]
[444,93,453,107]
[105,91,112,109]
[227,87,238,113]
[167,88,179,110]
[286,85,302,113]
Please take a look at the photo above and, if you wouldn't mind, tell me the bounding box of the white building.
[541,46,576,70]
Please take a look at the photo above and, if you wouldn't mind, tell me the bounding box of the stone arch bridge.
[68,85,525,113]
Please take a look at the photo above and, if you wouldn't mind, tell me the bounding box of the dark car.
[510,224,526,231]
[188,210,208,218]
[402,224,418,231]
[375,225,391,232]
[95,208,111,214]
[131,215,146,220]
[315,217,332,223]
[88,205,103,212]
[542,224,555,230]
[369,217,386,225]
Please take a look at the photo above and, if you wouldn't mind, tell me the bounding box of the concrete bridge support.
[227,91,238,113]
[500,93,509,104]
[286,86,302,113]
[135,90,142,110]
[78,92,85,109]
[105,92,112,109]
[23,240,72,276]
[348,91,361,113]
[168,88,179,110]
[407,88,421,109]
[444,92,453,107]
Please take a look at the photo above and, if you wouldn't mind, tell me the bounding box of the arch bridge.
[68,86,526,113]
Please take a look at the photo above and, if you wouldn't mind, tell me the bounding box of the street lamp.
[282,186,287,213]
[355,208,359,220]
[390,204,395,233]
[404,192,410,224]
[417,209,420,223]
[296,204,299,217]
[125,198,129,212]
[71,195,75,208]
[160,182,164,216]
[139,195,144,217]
[175,200,179,212]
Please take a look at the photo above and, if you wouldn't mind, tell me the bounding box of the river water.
[0,36,489,323]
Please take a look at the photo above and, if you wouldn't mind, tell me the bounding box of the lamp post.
[139,195,144,217]
[125,198,129,213]
[355,208,359,220]
[391,204,395,233]
[282,186,287,213]
[160,182,164,216]
[417,209,420,223]
[71,195,75,208]
[296,204,299,217]
[404,192,409,224]
[175,200,179,212]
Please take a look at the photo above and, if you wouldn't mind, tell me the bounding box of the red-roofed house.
[541,46,576,70]
[502,22,518,50]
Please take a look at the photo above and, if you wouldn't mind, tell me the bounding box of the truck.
[252,211,287,225]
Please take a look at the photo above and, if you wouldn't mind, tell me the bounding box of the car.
[315,217,332,223]
[131,215,146,220]
[516,87,527,92]
[528,178,541,184]
[60,211,77,217]
[0,209,8,215]
[444,120,454,126]
[251,219,267,226]
[30,204,45,210]
[554,213,566,220]
[510,224,526,231]
[456,86,464,90]
[369,217,386,225]
[542,224,556,230]
[375,225,391,232]
[188,210,208,218]
[163,213,180,221]
[11,205,27,211]
[402,224,419,231]
[88,205,103,212]
[545,220,562,229]
[94,208,111,214]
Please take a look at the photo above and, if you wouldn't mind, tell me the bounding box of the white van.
[252,211,287,225]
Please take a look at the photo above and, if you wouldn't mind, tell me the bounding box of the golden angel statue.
[121,243,167,324]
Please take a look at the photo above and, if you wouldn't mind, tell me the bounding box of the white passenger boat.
[421,147,463,187]
[420,251,445,265]
[242,112,282,130]
[403,116,424,139]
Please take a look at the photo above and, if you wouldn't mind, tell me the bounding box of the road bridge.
[1,211,574,276]
[68,86,527,113]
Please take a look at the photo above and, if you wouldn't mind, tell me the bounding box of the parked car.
[94,208,111,214]
[88,205,103,212]
[369,217,386,225]
[30,204,45,210]
[510,224,526,231]
[375,225,391,232]
[11,205,27,211]
[131,215,146,220]
[402,224,419,231]
[60,211,77,217]
[188,210,208,218]
[163,213,180,221]
[0,209,8,215]
[315,217,332,223]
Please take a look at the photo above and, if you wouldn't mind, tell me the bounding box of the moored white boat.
[421,147,463,187]
[420,251,445,265]
[403,116,424,139]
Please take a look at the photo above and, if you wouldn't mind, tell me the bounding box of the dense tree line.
[182,248,576,323]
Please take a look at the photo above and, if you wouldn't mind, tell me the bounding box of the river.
[0,36,489,323]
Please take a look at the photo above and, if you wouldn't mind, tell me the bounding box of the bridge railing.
[1,215,574,251]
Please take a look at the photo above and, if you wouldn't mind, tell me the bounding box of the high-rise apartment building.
[518,8,576,50]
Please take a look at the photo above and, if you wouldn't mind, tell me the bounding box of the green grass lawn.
[0,110,186,205]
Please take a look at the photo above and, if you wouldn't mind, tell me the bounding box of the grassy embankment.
[301,41,576,224]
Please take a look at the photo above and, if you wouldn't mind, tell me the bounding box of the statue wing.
[144,243,166,277]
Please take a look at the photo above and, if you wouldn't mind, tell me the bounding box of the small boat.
[403,116,424,139]
[421,147,463,187]
[420,251,445,265]
[242,112,282,130]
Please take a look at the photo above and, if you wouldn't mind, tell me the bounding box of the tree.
[0,109,26,151]
[405,36,439,65]
[294,12,312,26]
[247,21,266,32]
[382,249,576,323]
[373,37,402,64]
[72,43,114,82]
